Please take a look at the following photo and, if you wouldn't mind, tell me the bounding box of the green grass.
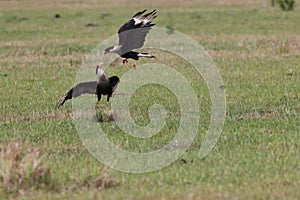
[0,0,299,199]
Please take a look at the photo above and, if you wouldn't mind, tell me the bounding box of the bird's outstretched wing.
[55,81,97,108]
[118,9,157,53]
[109,76,120,92]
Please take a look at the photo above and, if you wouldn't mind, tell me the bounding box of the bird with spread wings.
[55,63,120,108]
[104,9,157,68]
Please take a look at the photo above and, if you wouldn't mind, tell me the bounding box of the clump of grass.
[277,0,295,11]
[276,39,290,54]
[95,103,117,122]
[0,141,53,193]
[89,173,119,189]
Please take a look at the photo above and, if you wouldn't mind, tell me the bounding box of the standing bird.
[55,63,120,108]
[104,9,157,68]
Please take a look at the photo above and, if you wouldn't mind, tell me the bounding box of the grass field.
[0,0,299,199]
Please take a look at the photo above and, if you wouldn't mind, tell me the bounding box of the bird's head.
[96,63,104,77]
[104,46,114,55]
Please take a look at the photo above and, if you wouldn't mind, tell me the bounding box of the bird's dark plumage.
[56,64,119,108]
[96,75,119,102]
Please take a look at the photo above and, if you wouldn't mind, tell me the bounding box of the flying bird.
[104,9,157,68]
[56,63,120,108]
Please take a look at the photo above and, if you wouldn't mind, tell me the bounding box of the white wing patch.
[110,45,122,53]
[133,11,156,25]
[137,53,153,57]
[133,17,142,25]
[143,19,149,25]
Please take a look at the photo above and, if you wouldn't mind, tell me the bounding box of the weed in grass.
[277,39,290,55]
[277,0,295,11]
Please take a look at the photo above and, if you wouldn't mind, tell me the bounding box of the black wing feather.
[117,9,156,53]
[56,81,97,108]
[132,9,146,18]
[108,76,120,92]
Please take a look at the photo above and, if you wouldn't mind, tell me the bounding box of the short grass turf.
[0,0,299,199]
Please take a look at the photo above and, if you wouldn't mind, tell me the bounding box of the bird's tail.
[55,90,72,109]
[137,52,155,58]
[55,97,66,109]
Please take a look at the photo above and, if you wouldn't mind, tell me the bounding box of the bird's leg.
[132,62,136,69]
[97,94,102,101]
[122,58,128,64]
[107,95,111,102]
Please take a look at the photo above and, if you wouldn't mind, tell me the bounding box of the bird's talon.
[122,58,128,64]
[132,62,136,68]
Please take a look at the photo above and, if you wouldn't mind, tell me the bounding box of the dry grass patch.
[88,173,119,189]
[201,34,300,58]
[0,0,268,11]
[0,111,72,123]
[0,141,54,194]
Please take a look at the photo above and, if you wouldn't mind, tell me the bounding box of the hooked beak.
[104,50,108,55]
[96,63,102,75]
